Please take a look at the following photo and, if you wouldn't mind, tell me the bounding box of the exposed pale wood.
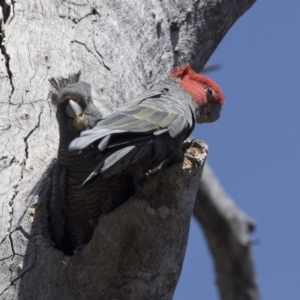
[0,0,256,299]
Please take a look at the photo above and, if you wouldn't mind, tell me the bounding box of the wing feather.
[69,79,195,152]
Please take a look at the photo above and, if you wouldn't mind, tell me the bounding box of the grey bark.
[0,0,256,299]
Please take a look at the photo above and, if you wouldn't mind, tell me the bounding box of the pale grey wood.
[0,0,256,299]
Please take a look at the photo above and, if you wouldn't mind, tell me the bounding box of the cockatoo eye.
[206,87,215,100]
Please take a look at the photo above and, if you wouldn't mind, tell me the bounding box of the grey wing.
[69,79,194,151]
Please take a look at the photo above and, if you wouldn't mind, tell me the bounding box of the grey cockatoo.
[50,75,134,255]
[69,65,225,186]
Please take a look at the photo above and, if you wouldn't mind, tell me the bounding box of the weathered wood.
[0,0,256,299]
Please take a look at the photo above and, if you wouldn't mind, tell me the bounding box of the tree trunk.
[0,0,256,299]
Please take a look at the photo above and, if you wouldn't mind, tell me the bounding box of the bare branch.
[194,165,260,300]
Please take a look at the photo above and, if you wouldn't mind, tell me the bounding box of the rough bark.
[0,0,256,299]
[194,165,260,300]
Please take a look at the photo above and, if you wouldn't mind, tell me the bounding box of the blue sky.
[174,0,300,299]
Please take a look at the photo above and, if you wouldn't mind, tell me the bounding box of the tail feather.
[82,140,153,185]
[98,134,111,151]
[82,146,135,186]
[69,129,126,150]
[101,146,135,173]
[106,133,153,149]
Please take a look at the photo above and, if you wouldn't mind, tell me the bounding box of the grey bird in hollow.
[69,65,224,186]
